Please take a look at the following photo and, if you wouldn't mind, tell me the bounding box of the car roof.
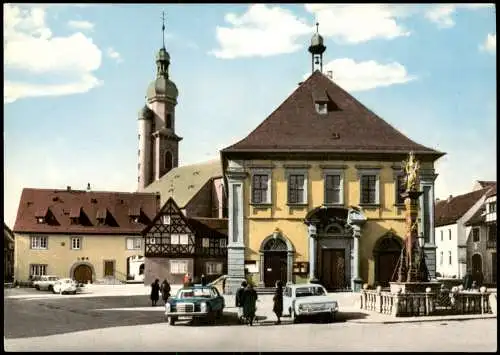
[288,284,325,289]
[181,284,214,289]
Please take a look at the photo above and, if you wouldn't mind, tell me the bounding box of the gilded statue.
[402,151,420,192]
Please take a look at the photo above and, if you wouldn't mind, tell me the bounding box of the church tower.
[137,12,182,192]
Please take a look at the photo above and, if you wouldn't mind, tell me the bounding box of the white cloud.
[4,4,102,104]
[67,20,94,31]
[106,47,123,63]
[304,4,411,44]
[303,58,416,92]
[210,4,312,59]
[480,33,496,54]
[425,4,494,28]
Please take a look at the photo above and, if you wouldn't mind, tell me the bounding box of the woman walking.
[161,279,171,304]
[242,283,258,326]
[150,279,160,307]
[273,281,284,325]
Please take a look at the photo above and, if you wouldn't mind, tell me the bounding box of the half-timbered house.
[142,197,227,284]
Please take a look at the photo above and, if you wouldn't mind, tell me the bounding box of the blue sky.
[4,4,496,227]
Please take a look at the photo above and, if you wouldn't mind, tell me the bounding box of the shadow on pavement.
[171,313,270,327]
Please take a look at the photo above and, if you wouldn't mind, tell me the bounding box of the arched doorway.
[139,263,145,275]
[262,238,288,287]
[73,264,93,284]
[471,253,483,284]
[374,234,403,287]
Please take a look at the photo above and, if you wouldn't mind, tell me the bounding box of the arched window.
[166,113,172,129]
[164,151,173,171]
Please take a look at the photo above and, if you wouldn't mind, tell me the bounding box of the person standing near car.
[150,279,160,307]
[242,283,258,326]
[161,279,171,304]
[273,280,284,325]
[235,280,247,323]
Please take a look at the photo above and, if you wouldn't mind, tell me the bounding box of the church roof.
[13,189,159,235]
[222,70,444,159]
[143,159,222,208]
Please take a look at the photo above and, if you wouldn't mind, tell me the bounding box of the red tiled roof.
[13,188,160,235]
[435,186,495,227]
[190,217,228,235]
[478,181,496,189]
[222,70,444,158]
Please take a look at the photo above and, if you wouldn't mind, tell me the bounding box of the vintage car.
[52,278,81,294]
[283,283,339,323]
[33,275,59,291]
[164,285,225,325]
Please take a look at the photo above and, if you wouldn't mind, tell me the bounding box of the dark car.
[164,285,225,325]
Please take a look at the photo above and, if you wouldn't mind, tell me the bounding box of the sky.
[3,3,497,228]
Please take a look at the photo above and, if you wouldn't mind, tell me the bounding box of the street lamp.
[418,233,425,249]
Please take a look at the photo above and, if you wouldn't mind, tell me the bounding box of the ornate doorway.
[321,248,346,290]
[374,234,403,287]
[73,264,93,284]
[263,238,287,287]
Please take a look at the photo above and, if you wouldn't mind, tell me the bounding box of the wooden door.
[104,261,115,277]
[377,252,399,287]
[74,265,92,284]
[321,249,345,291]
[264,252,287,287]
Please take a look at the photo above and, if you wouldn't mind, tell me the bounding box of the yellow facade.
[14,233,143,282]
[242,159,434,285]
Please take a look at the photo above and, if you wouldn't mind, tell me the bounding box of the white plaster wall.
[129,256,145,281]
[435,223,459,278]
[486,195,496,223]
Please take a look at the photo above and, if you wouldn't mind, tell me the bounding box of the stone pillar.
[287,251,294,285]
[420,171,438,280]
[308,224,318,282]
[351,225,362,291]
[225,161,247,295]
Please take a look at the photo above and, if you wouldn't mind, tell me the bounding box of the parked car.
[283,283,339,323]
[52,278,81,294]
[33,275,59,292]
[165,285,225,326]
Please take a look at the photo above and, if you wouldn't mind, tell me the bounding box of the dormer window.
[37,217,45,224]
[162,215,171,225]
[70,217,80,225]
[316,102,328,115]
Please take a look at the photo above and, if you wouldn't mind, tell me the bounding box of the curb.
[349,314,497,324]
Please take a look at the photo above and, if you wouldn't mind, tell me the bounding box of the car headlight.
[331,302,338,311]
[200,302,207,312]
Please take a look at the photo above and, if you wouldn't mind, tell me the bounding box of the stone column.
[351,225,362,291]
[225,160,247,295]
[308,224,318,282]
[420,170,438,280]
[287,251,294,285]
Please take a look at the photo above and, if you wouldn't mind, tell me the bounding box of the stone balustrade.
[360,284,493,317]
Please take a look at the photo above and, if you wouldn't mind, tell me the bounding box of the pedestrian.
[183,273,190,287]
[463,270,473,290]
[273,280,284,325]
[235,280,247,324]
[161,279,171,304]
[150,279,160,307]
[242,283,258,326]
[201,274,206,286]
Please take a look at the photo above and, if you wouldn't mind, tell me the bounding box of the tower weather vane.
[161,11,166,48]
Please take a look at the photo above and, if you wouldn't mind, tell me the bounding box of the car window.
[210,287,220,298]
[48,277,58,281]
[178,288,212,299]
[313,286,326,296]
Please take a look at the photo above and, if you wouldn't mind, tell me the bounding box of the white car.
[33,275,59,291]
[52,278,80,294]
[283,283,339,323]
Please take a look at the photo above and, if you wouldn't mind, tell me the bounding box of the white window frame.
[448,229,452,241]
[322,169,344,205]
[71,237,81,250]
[179,234,189,245]
[358,169,380,205]
[162,215,171,225]
[205,261,223,275]
[315,102,328,115]
[440,230,443,241]
[448,251,452,265]
[170,260,189,275]
[250,168,272,205]
[171,234,179,245]
[149,237,157,245]
[285,169,308,205]
[30,236,48,250]
[440,251,443,265]
[219,239,227,248]
[30,264,47,277]
[202,238,210,248]
[472,228,480,242]
[127,237,142,250]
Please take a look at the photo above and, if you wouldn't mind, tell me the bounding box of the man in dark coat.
[273,281,284,325]
[201,274,207,286]
[161,279,171,304]
[235,281,247,323]
[463,270,473,290]
[150,279,160,306]
[242,283,258,326]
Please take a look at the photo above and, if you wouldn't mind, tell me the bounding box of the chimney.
[67,186,71,191]
[298,81,304,86]
[87,183,91,191]
[435,198,440,202]
[327,71,333,79]
[447,195,453,202]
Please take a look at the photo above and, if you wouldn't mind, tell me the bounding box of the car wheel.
[169,317,176,326]
[72,291,77,295]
